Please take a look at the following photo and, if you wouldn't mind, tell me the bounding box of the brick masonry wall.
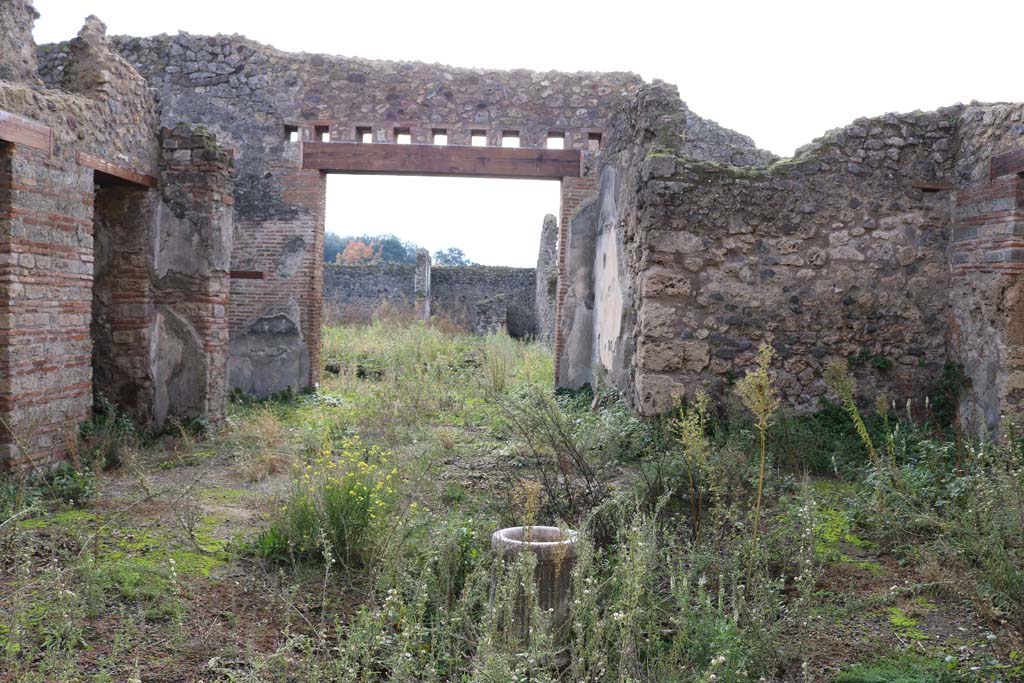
[948,103,1024,433]
[92,182,156,425]
[154,124,234,428]
[0,8,160,473]
[0,143,95,474]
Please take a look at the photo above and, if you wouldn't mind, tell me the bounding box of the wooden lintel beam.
[912,180,953,192]
[230,270,265,280]
[0,110,52,154]
[301,141,581,179]
[77,151,157,188]
[990,148,1024,180]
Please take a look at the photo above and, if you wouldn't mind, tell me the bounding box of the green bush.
[258,433,396,567]
[45,464,96,507]
[79,393,137,470]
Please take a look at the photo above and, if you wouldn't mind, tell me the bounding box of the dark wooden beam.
[302,142,581,179]
[77,151,158,188]
[0,110,51,154]
[990,148,1024,180]
[230,270,265,280]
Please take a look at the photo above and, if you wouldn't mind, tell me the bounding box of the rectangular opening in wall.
[546,132,565,149]
[315,125,331,142]
[501,131,520,148]
[325,173,561,342]
[587,132,603,151]
[432,129,448,146]
[471,130,487,147]
[284,124,300,143]
[92,180,154,426]
[356,126,373,143]
[394,128,411,144]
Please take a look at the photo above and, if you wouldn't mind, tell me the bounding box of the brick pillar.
[414,247,431,320]
[0,143,94,474]
[153,124,233,429]
[950,172,1024,433]
[554,175,598,387]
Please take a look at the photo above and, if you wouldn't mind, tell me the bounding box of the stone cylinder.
[491,525,578,645]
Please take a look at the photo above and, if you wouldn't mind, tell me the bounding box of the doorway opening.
[323,173,560,339]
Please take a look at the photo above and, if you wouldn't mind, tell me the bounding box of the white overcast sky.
[31,0,1023,266]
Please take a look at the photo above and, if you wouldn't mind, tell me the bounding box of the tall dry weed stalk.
[824,361,886,512]
[674,389,712,543]
[735,344,779,578]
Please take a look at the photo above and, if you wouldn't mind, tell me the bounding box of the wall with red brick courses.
[152,124,234,428]
[948,103,1024,432]
[0,143,95,474]
[0,5,235,471]
[92,182,156,425]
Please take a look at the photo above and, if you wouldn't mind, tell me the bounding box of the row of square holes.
[286,124,601,150]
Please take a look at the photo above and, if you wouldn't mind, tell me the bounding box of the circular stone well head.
[491,525,579,561]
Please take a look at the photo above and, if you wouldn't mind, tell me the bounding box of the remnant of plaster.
[228,299,310,397]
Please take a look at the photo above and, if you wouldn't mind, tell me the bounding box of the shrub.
[46,464,96,507]
[79,393,137,470]
[259,433,396,567]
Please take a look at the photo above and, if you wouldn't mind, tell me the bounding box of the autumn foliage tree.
[339,240,375,265]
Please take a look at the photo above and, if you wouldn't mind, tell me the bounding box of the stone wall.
[4,17,159,176]
[4,0,1019,450]
[629,111,956,414]
[322,260,538,337]
[0,0,40,84]
[563,82,1024,433]
[431,265,537,338]
[33,32,650,396]
[323,262,417,320]
[535,214,558,344]
[35,30,773,396]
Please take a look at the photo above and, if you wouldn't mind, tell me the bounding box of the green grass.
[836,655,968,683]
[2,317,1022,682]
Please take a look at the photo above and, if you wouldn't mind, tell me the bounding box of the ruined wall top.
[39,31,645,148]
[604,82,778,169]
[36,31,773,163]
[953,102,1024,185]
[0,0,40,84]
[1,3,160,174]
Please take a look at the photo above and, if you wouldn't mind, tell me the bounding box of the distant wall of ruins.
[323,260,539,338]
